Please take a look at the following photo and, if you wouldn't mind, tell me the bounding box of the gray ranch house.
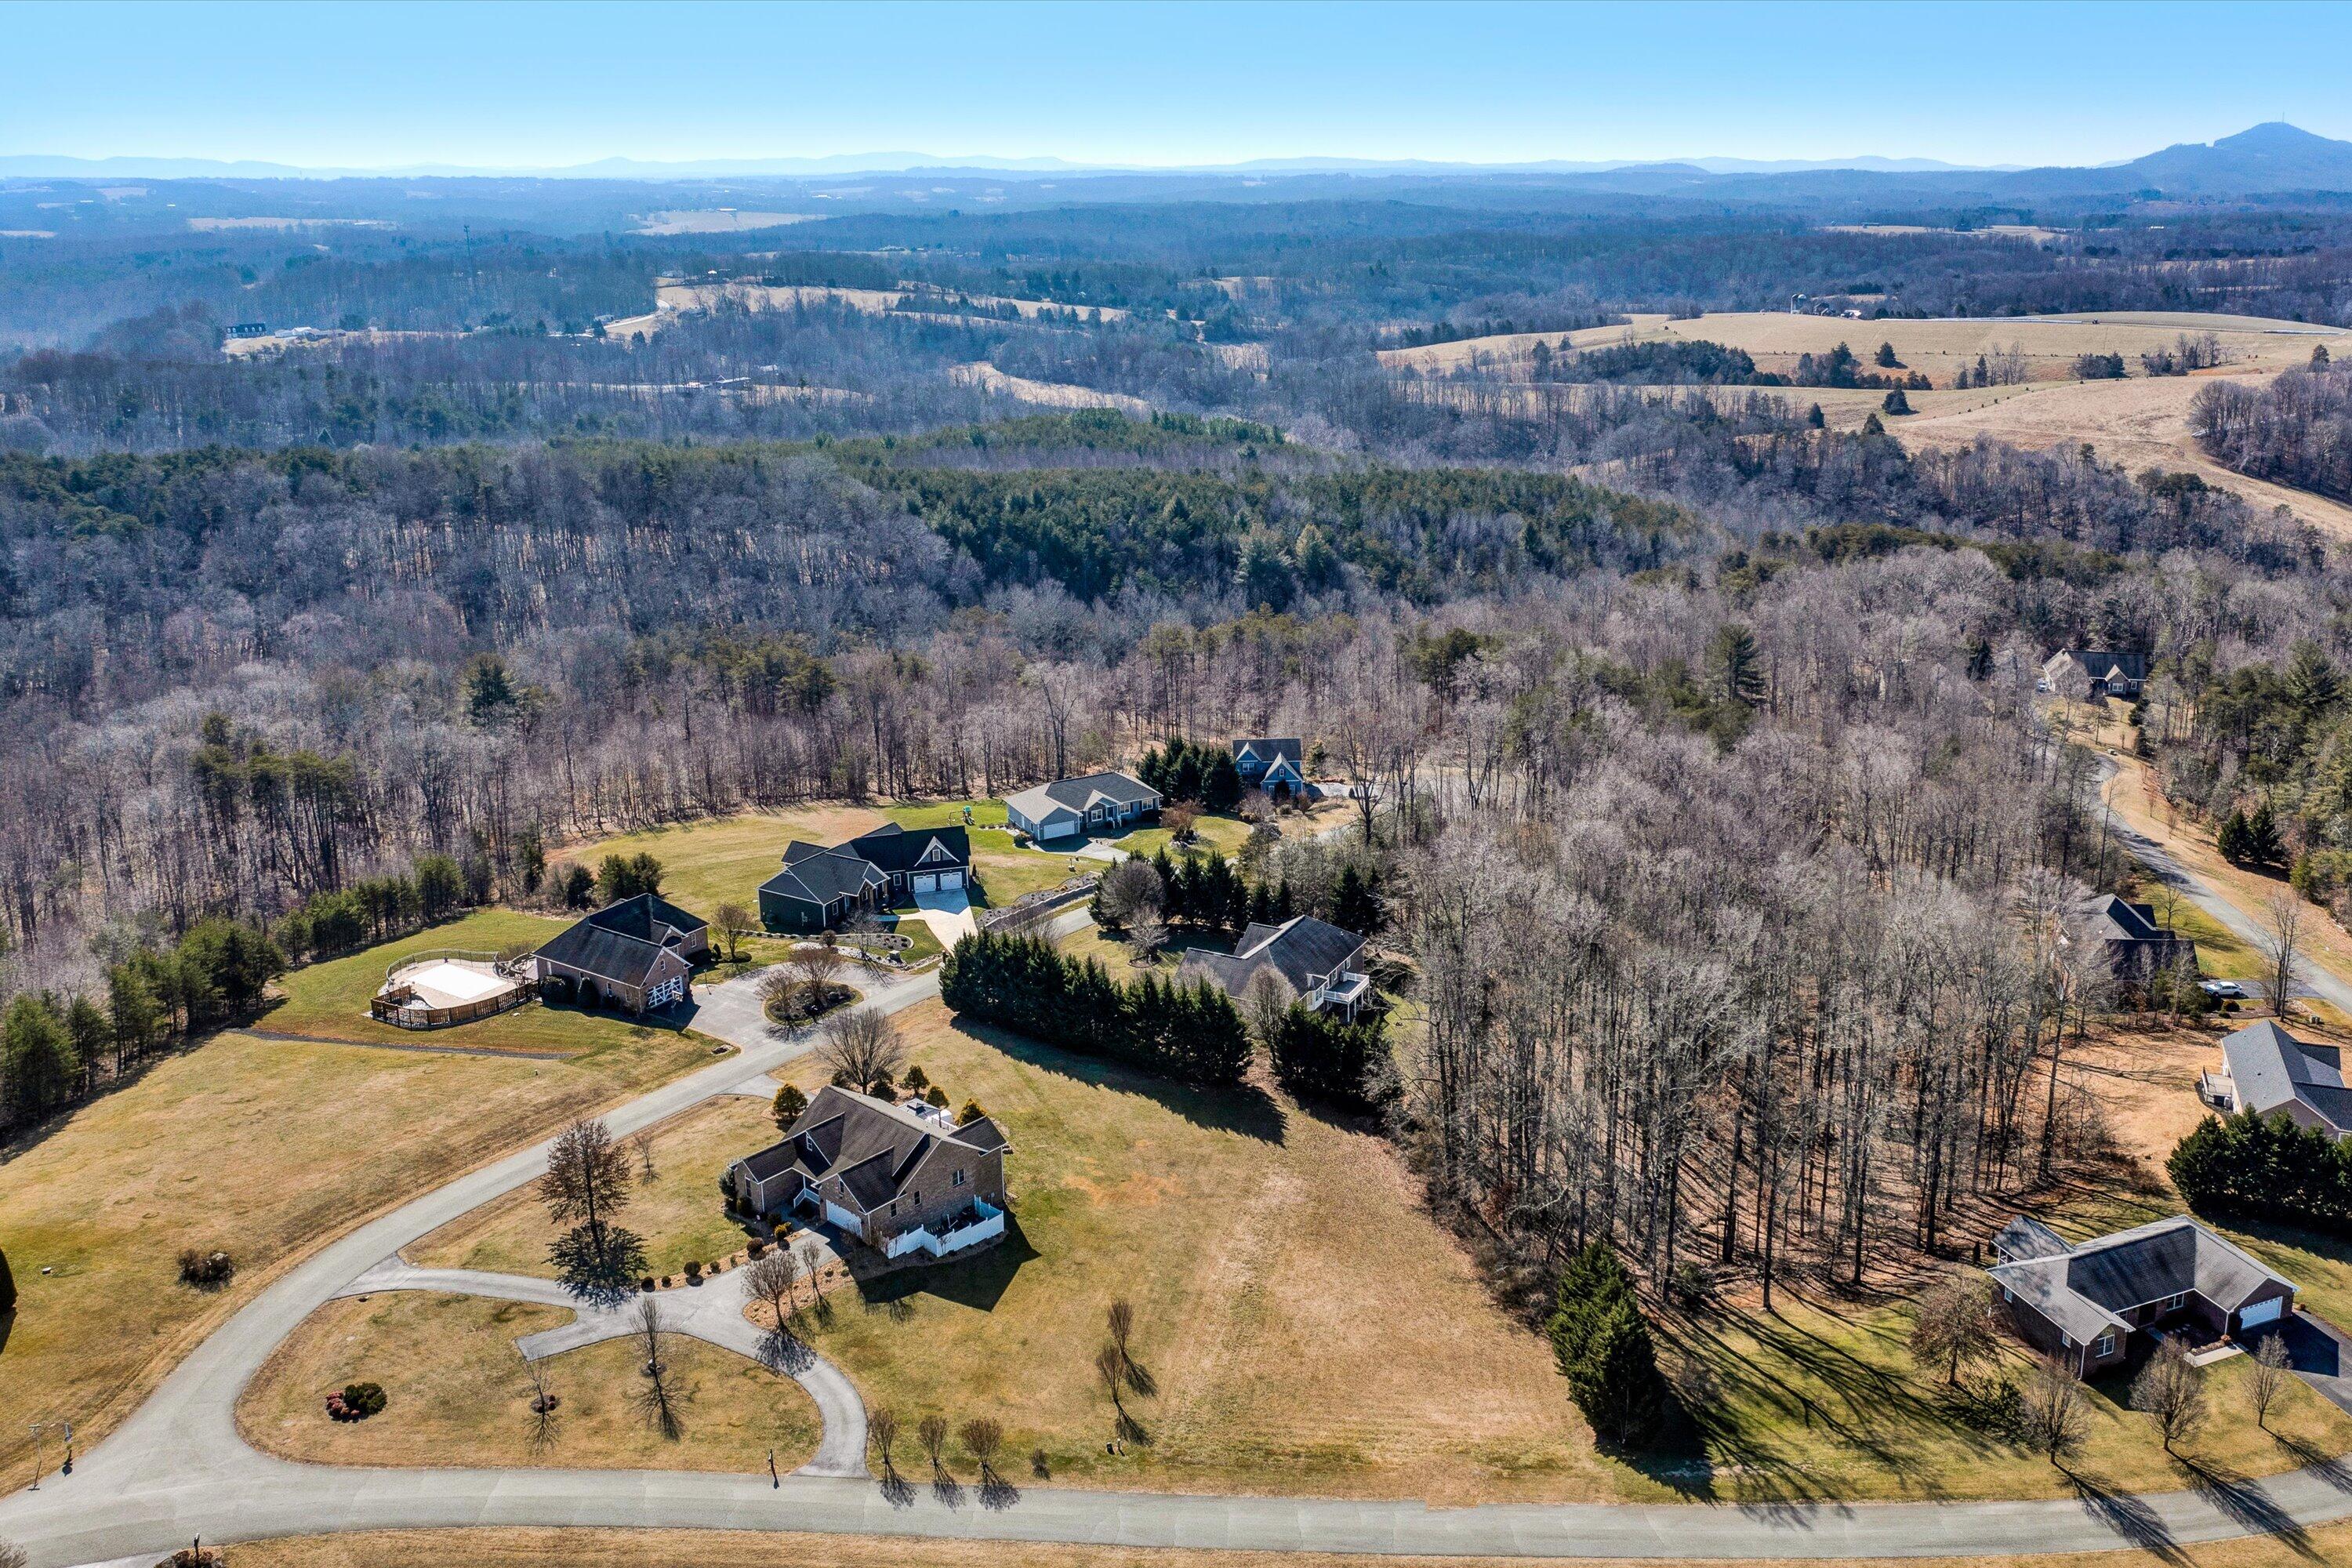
[1004,771,1161,844]
[757,822,971,933]
[1990,1213,2296,1377]
[731,1085,1011,1261]
[530,892,709,1014]
[1232,737,1314,799]
[1178,914,1373,1018]
[2200,1019,2352,1138]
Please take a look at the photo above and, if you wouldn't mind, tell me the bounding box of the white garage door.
[2241,1297,2285,1329]
[913,872,941,893]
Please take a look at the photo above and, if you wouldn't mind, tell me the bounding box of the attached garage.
[911,867,967,894]
[2240,1296,2285,1330]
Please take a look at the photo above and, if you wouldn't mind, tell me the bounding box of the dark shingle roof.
[2222,1020,2352,1133]
[1233,738,1302,765]
[1181,915,1366,998]
[737,1085,1004,1215]
[2082,895,2163,942]
[535,895,702,986]
[847,822,971,875]
[1996,1215,2070,1261]
[1006,771,1160,823]
[762,846,887,907]
[1989,1215,2293,1342]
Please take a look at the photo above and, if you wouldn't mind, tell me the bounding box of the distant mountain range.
[5,123,2350,202]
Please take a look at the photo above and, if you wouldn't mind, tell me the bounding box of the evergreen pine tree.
[1573,1298,1668,1446]
[1203,751,1244,813]
[1882,387,1911,416]
[2246,801,2285,866]
[2217,809,2252,864]
[1806,403,1825,429]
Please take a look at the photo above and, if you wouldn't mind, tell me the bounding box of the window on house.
[2095,1334,2115,1356]
[2061,1333,2074,1349]
[953,1167,966,1186]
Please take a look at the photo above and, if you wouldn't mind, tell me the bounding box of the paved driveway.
[906,887,977,946]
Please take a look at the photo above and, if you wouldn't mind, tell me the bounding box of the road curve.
[11,906,2352,1564]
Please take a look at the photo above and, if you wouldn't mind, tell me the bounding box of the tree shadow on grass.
[956,1019,1286,1144]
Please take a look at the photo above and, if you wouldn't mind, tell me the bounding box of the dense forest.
[2192,357,2352,502]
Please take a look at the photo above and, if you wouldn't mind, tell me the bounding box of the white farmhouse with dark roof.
[1004,771,1160,844]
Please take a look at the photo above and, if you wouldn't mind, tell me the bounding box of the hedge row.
[2170,1109,2352,1233]
[940,930,1251,1087]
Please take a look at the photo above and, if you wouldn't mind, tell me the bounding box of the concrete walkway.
[24,903,2352,1563]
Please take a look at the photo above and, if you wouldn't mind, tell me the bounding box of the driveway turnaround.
[14,911,2352,1565]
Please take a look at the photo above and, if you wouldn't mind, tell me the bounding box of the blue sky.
[5,1,2347,170]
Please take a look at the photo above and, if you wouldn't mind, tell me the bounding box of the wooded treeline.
[2193,361,2352,503]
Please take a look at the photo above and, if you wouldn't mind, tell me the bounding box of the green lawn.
[1113,812,1254,861]
[883,912,947,964]
[562,807,890,919]
[887,798,1009,829]
[263,909,694,1054]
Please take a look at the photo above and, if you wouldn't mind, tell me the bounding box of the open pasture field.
[240,1292,822,1472]
[1378,309,2345,383]
[624,280,1134,340]
[0,1018,712,1481]
[630,209,817,234]
[1824,222,2065,245]
[952,360,1154,416]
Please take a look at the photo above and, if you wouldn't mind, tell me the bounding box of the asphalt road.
[14,901,2352,1564]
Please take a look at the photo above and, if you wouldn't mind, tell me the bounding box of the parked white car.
[2199,979,2247,998]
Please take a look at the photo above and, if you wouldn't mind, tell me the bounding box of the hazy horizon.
[5,0,2347,174]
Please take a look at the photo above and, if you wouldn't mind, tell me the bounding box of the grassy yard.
[0,1021,715,1481]
[563,807,887,917]
[215,1522,2352,1568]
[1116,811,1256,861]
[238,1291,819,1472]
[263,909,704,1054]
[770,1000,1634,1504]
[1650,1286,2352,1504]
[408,1095,780,1279]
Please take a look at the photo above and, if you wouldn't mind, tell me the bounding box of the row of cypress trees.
[940,930,1252,1087]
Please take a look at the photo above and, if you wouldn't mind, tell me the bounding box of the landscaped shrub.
[1546,1240,1668,1448]
[177,1248,235,1290]
[326,1381,387,1421]
[925,1085,949,1109]
[1269,1005,1396,1112]
[684,1260,702,1281]
[746,1239,767,1260]
[641,1276,656,1292]
[2170,1109,2352,1233]
[941,930,1253,1086]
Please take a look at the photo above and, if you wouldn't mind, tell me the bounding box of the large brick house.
[530,892,709,1014]
[1989,1214,2296,1377]
[730,1085,1011,1261]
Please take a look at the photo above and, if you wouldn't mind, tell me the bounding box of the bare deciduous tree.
[540,1117,643,1302]
[522,1356,560,1453]
[1908,1274,1998,1387]
[1239,969,1297,1048]
[713,901,752,964]
[2246,1331,2292,1431]
[817,1006,906,1090]
[2024,1352,2089,1466]
[2129,1337,2207,1453]
[918,1412,952,1475]
[633,1294,685,1441]
[788,944,846,1016]
[743,1248,804,1369]
[960,1416,1004,1483]
[2260,892,2306,1020]
[1094,857,1163,931]
[627,1127,657,1184]
[869,1406,901,1479]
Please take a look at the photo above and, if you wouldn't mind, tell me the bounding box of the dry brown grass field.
[406,1094,779,1279]
[216,1523,2352,1568]
[186,216,395,231]
[1379,309,2342,380]
[238,1292,822,1472]
[951,361,1154,416]
[622,280,1133,340]
[0,1022,716,1482]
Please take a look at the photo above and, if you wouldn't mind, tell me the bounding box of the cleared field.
[408,1094,779,1278]
[239,1292,821,1472]
[630,209,817,234]
[0,1017,713,1480]
[1380,309,2345,383]
[1893,369,2352,539]
[952,361,1153,416]
[187,216,394,231]
[260,908,694,1054]
[1824,223,2064,245]
[618,280,1134,342]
